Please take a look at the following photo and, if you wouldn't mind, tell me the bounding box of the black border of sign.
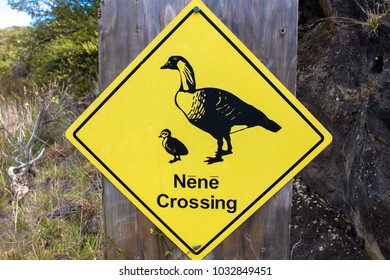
[73,9,325,256]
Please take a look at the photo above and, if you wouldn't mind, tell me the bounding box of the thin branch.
[290,231,303,260]
[2,150,23,165]
[7,148,45,178]
[26,109,45,157]
[245,233,260,260]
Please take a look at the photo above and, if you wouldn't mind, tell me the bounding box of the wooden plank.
[99,0,297,259]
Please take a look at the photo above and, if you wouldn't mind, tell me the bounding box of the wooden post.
[99,0,297,259]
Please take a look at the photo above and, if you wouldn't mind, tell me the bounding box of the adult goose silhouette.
[161,56,281,164]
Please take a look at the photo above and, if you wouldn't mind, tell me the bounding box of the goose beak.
[161,61,170,69]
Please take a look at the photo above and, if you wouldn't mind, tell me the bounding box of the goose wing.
[167,137,189,155]
[200,88,257,124]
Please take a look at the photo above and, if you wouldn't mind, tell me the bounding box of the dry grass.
[0,82,104,260]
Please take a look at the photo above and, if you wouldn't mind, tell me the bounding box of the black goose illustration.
[161,56,281,164]
[159,128,189,163]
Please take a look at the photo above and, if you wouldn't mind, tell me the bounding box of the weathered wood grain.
[99,0,297,259]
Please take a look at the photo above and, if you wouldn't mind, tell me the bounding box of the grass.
[300,0,389,46]
[356,0,389,38]
[0,82,104,260]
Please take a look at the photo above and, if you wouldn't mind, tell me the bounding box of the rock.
[294,0,390,259]
[290,179,368,260]
[380,15,390,35]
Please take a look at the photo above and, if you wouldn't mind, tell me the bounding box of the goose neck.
[177,60,196,92]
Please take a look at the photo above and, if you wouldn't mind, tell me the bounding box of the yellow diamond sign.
[66,0,331,259]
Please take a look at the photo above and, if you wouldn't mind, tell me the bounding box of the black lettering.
[189,198,198,208]
[200,198,210,209]
[174,173,185,188]
[157,194,169,208]
[215,198,225,210]
[174,174,220,189]
[158,193,236,213]
[209,178,219,189]
[177,198,188,208]
[227,199,237,213]
[187,177,196,188]
[210,195,215,208]
[198,177,208,188]
[170,197,177,207]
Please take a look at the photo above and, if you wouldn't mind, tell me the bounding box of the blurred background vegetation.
[1,0,104,259]
[1,0,99,96]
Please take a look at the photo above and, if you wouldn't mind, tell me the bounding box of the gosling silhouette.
[161,56,281,164]
[159,129,188,163]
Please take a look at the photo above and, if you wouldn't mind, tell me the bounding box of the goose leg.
[216,137,224,156]
[224,134,233,155]
[216,135,233,156]
[204,138,224,164]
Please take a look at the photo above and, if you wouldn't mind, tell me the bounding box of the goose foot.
[169,158,181,164]
[204,150,232,164]
[204,156,224,164]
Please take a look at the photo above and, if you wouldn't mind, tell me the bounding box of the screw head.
[193,6,200,13]
[193,244,200,250]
